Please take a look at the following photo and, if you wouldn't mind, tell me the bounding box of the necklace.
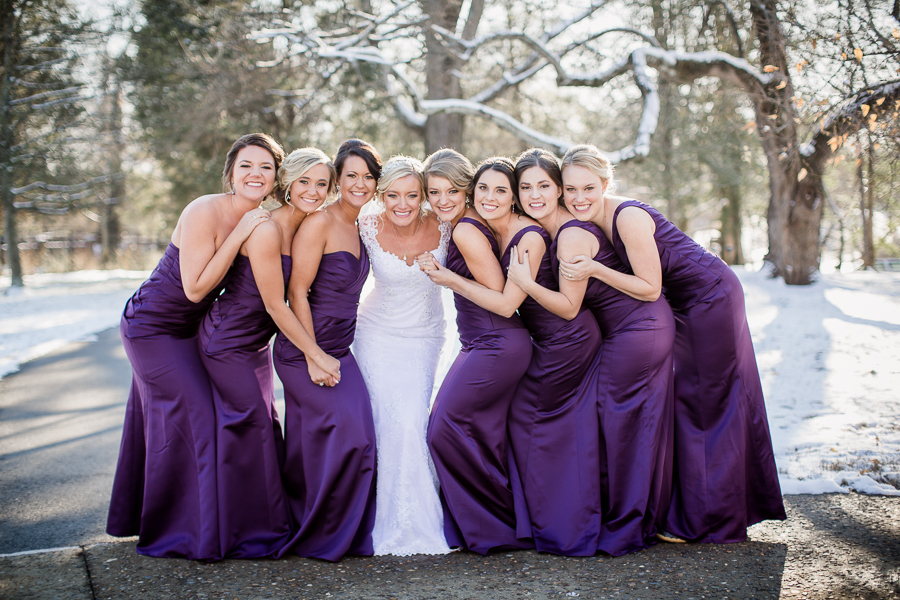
[387,213,422,261]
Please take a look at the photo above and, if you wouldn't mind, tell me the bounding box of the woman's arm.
[285,212,342,387]
[559,206,662,301]
[178,199,270,302]
[246,223,341,386]
[507,226,595,320]
[426,230,544,318]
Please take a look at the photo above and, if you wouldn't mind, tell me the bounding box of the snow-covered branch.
[11,174,120,196]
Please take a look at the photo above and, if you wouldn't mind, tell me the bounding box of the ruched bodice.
[276,239,369,358]
[122,243,229,339]
[500,225,568,343]
[201,254,290,354]
[553,220,645,333]
[611,199,725,309]
[447,217,525,346]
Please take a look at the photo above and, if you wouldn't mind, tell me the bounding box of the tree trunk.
[749,0,821,284]
[0,7,23,287]
[422,0,465,153]
[859,141,875,268]
[101,84,123,267]
[719,182,744,265]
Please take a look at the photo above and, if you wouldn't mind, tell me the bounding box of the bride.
[352,156,452,555]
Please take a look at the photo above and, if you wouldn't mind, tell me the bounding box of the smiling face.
[518,166,561,221]
[287,163,331,214]
[338,155,377,208]
[382,174,423,228]
[563,165,608,222]
[231,145,277,202]
[473,168,515,223]
[426,175,466,223]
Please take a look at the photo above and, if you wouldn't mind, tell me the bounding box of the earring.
[285,191,291,205]
[230,182,235,195]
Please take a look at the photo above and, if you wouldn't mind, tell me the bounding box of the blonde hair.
[561,144,616,193]
[375,155,425,204]
[277,147,336,205]
[423,148,475,202]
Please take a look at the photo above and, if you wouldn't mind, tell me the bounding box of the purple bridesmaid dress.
[505,225,604,556]
[562,220,676,556]
[610,199,785,543]
[107,243,225,559]
[272,238,377,561]
[198,255,292,558]
[426,217,533,555]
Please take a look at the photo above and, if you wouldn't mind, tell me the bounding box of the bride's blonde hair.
[375,156,426,206]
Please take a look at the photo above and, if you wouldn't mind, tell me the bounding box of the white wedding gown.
[352,212,453,556]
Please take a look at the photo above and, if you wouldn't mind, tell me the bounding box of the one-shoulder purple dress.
[426,217,533,555]
[505,225,603,556]
[198,254,292,558]
[107,243,225,559]
[272,239,377,561]
[563,220,675,556]
[611,200,785,543]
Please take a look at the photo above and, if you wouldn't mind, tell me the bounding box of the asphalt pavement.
[0,329,898,599]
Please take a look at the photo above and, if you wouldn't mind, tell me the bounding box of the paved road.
[1,331,899,600]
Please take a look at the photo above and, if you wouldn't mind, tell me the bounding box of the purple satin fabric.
[107,243,225,560]
[427,217,533,555]
[272,241,377,561]
[198,254,292,558]
[564,220,675,556]
[611,199,785,543]
[506,225,604,555]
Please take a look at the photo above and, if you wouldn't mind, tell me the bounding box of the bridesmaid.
[107,133,282,559]
[422,151,603,555]
[198,148,336,558]
[418,153,534,555]
[273,139,380,561]
[558,144,785,543]
[508,149,676,556]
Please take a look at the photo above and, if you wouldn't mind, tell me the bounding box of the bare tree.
[252,0,899,284]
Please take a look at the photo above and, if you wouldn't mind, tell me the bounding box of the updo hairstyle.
[222,133,285,194]
[334,138,382,182]
[471,156,519,212]
[277,147,336,205]
[375,156,425,206]
[423,149,476,203]
[560,144,616,193]
[513,148,564,210]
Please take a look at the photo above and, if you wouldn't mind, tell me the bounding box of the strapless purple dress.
[426,217,533,555]
[107,243,225,559]
[198,254,292,558]
[566,220,675,556]
[272,239,377,561]
[505,225,603,556]
[611,200,785,543]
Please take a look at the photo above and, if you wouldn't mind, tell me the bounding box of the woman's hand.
[416,252,436,273]
[308,357,340,387]
[312,352,342,385]
[235,206,271,241]
[420,256,456,287]
[559,255,598,283]
[506,245,534,289]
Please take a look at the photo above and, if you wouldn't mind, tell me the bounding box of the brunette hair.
[334,138,382,182]
[423,149,476,203]
[513,148,564,210]
[471,156,519,211]
[560,144,616,193]
[222,133,285,194]
[277,147,337,205]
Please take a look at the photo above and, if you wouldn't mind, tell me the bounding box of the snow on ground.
[1,266,898,495]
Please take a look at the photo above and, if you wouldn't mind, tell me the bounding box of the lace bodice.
[356,213,450,338]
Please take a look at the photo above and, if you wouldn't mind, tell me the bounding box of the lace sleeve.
[435,220,452,264]
[358,213,381,255]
